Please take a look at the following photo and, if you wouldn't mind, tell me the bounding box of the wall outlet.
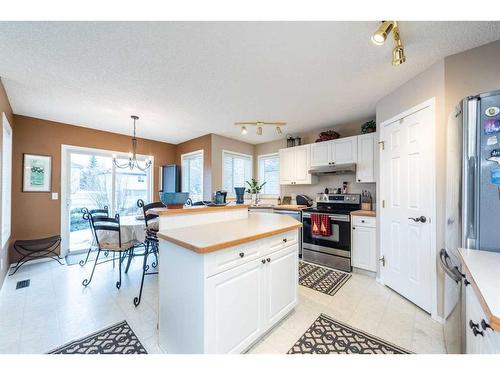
[52,192,58,200]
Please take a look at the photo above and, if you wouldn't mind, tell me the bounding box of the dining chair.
[133,199,165,306]
[82,212,135,289]
[80,206,109,266]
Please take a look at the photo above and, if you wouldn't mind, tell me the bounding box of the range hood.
[308,163,356,175]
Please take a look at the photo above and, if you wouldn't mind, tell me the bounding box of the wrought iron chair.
[82,212,135,289]
[133,199,165,306]
[80,206,109,266]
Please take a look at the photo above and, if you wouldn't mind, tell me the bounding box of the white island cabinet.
[152,205,301,354]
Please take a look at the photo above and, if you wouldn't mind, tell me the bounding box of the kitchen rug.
[299,261,351,296]
[288,314,412,354]
[48,320,147,354]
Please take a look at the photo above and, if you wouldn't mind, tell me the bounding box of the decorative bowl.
[160,192,190,208]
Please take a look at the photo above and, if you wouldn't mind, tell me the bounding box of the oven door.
[302,212,351,257]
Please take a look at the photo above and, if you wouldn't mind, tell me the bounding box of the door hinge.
[382,200,385,208]
[378,140,385,150]
[379,256,386,267]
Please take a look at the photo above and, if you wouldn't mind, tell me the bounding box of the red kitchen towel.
[311,214,332,237]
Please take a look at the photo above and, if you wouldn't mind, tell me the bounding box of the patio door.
[61,146,153,255]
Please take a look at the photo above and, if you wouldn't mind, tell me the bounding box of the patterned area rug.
[299,261,351,296]
[288,314,412,354]
[49,321,147,354]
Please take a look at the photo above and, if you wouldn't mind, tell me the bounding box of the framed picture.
[23,154,52,192]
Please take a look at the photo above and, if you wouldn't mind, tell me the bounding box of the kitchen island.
[154,205,302,354]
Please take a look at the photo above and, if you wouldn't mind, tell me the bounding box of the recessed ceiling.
[0,21,499,144]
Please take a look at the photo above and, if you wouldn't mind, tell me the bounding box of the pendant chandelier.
[113,115,152,171]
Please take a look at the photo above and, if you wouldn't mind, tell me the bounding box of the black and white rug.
[288,314,411,354]
[299,261,351,296]
[49,321,147,354]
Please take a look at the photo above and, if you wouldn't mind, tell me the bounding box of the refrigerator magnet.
[487,135,498,146]
[484,118,500,134]
[491,168,500,185]
[488,149,500,165]
[485,106,500,117]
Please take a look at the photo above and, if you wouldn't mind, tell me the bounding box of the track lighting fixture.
[371,21,406,66]
[235,121,287,136]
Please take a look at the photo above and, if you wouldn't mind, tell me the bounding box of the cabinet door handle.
[261,259,266,264]
[266,258,271,263]
[282,238,287,243]
[469,320,484,337]
[464,278,471,287]
[239,252,245,258]
[481,319,493,331]
[357,179,361,182]
[361,220,365,223]
[352,227,356,230]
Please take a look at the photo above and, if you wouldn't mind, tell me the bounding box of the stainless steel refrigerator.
[442,90,500,354]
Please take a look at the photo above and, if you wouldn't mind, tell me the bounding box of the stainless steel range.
[302,194,361,272]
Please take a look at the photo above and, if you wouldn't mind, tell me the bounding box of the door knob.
[408,216,427,223]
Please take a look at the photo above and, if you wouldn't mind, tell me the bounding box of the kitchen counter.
[458,248,500,331]
[157,212,302,253]
[351,210,376,217]
[249,204,306,211]
[149,204,250,215]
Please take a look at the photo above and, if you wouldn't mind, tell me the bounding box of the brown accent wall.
[175,134,212,201]
[0,79,14,285]
[11,115,176,262]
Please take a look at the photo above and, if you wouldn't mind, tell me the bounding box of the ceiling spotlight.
[371,21,394,45]
[241,125,248,135]
[257,126,263,136]
[371,21,406,66]
[234,121,287,136]
[276,126,282,135]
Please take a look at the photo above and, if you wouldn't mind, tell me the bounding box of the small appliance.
[295,194,313,207]
[302,193,361,272]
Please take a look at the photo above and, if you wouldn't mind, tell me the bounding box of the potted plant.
[245,178,266,205]
[361,120,376,134]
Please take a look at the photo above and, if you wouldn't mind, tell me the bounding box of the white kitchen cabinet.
[351,215,377,272]
[265,245,298,327]
[309,136,357,167]
[465,273,500,354]
[206,257,265,354]
[356,133,376,183]
[310,140,332,167]
[279,144,317,185]
[333,136,357,164]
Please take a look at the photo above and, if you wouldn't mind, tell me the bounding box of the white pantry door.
[380,103,434,313]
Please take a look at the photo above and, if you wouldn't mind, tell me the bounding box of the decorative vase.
[234,187,245,204]
[252,193,259,205]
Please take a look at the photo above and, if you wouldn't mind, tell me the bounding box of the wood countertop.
[157,212,302,253]
[249,204,307,211]
[458,248,500,331]
[350,210,377,217]
[149,204,250,216]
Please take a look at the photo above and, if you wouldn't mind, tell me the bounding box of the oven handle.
[302,213,350,222]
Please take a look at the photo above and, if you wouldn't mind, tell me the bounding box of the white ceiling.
[0,21,499,144]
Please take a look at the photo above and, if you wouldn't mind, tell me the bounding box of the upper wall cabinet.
[279,144,318,185]
[310,136,358,167]
[356,133,376,183]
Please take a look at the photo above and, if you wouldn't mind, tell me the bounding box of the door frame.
[378,97,438,321]
[60,144,154,257]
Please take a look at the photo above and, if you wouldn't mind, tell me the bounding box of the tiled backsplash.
[280,174,376,205]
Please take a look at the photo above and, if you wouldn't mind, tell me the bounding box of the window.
[258,153,280,196]
[222,150,252,196]
[2,113,12,248]
[182,150,204,202]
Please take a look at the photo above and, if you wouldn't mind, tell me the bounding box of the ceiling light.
[371,21,394,45]
[113,115,152,171]
[371,21,406,66]
[234,121,287,136]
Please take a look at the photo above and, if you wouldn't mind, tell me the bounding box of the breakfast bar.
[152,205,302,354]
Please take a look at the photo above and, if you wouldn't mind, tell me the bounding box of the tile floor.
[0,257,446,354]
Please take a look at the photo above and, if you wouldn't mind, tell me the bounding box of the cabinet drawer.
[261,230,298,257]
[205,240,262,277]
[352,216,376,228]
